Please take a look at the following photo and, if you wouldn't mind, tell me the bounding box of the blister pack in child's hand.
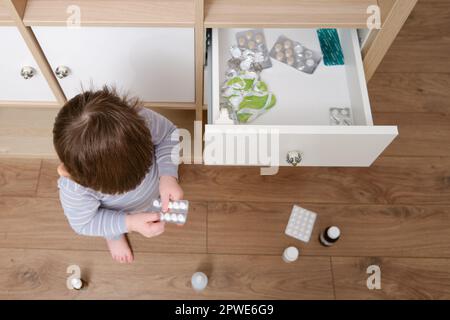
[151,199,189,225]
[270,35,322,74]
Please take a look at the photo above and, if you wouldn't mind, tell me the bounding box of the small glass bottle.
[319,226,341,247]
[191,272,208,292]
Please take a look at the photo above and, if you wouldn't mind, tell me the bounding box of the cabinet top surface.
[0,3,13,25]
[23,0,196,27]
[204,0,379,28]
[19,0,381,28]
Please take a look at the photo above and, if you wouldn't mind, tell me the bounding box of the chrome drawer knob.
[20,66,36,79]
[55,66,70,79]
[286,151,302,166]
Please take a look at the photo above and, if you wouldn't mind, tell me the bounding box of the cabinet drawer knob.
[286,151,302,166]
[20,66,36,79]
[55,66,70,79]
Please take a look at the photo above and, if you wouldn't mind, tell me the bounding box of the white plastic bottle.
[71,278,83,290]
[282,246,299,263]
[191,272,208,292]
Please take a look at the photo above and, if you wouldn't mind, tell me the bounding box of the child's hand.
[126,213,165,238]
[159,176,184,212]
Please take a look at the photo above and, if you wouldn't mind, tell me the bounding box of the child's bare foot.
[106,235,134,263]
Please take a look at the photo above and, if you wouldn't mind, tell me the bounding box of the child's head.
[53,86,153,194]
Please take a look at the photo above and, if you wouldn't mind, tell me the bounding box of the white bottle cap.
[191,272,208,291]
[327,226,341,239]
[71,278,82,290]
[283,246,299,262]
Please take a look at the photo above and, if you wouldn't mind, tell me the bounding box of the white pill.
[177,214,186,223]
[164,213,171,221]
[294,44,304,54]
[230,46,242,59]
[153,199,160,207]
[172,202,180,210]
[171,213,178,222]
[297,63,305,71]
[179,202,187,210]
[160,212,165,221]
[240,60,251,71]
[306,59,315,67]
[168,202,173,209]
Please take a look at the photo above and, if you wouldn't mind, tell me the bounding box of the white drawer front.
[32,27,195,102]
[205,28,397,167]
[204,125,397,167]
[0,27,55,101]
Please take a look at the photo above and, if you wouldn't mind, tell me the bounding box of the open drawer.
[204,28,397,167]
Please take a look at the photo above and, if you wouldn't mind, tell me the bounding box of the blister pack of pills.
[227,46,266,73]
[270,35,322,74]
[221,71,276,123]
[151,199,189,225]
[330,107,353,125]
[285,205,317,243]
[235,29,272,69]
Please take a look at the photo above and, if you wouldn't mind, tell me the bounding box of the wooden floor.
[1,0,450,299]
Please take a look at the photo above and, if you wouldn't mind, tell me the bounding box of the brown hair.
[53,86,154,194]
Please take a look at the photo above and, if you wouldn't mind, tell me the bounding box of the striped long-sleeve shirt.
[57,108,179,239]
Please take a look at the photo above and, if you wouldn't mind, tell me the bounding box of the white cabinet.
[0,27,55,101]
[32,27,195,102]
[205,28,397,167]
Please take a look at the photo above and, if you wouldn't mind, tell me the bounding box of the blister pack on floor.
[270,35,322,74]
[285,205,317,242]
[151,199,189,225]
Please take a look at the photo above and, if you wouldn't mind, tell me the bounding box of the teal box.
[317,29,344,66]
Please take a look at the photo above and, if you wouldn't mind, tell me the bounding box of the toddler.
[53,87,183,263]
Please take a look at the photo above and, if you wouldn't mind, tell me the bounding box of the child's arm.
[143,109,184,211]
[144,109,180,179]
[59,179,165,239]
[59,185,128,239]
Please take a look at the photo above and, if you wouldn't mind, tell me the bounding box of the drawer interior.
[209,28,373,127]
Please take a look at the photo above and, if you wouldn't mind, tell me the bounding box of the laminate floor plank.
[373,112,450,157]
[0,248,333,300]
[378,1,450,73]
[179,157,450,205]
[0,197,207,254]
[332,257,450,299]
[208,202,450,258]
[369,73,450,114]
[0,159,41,197]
